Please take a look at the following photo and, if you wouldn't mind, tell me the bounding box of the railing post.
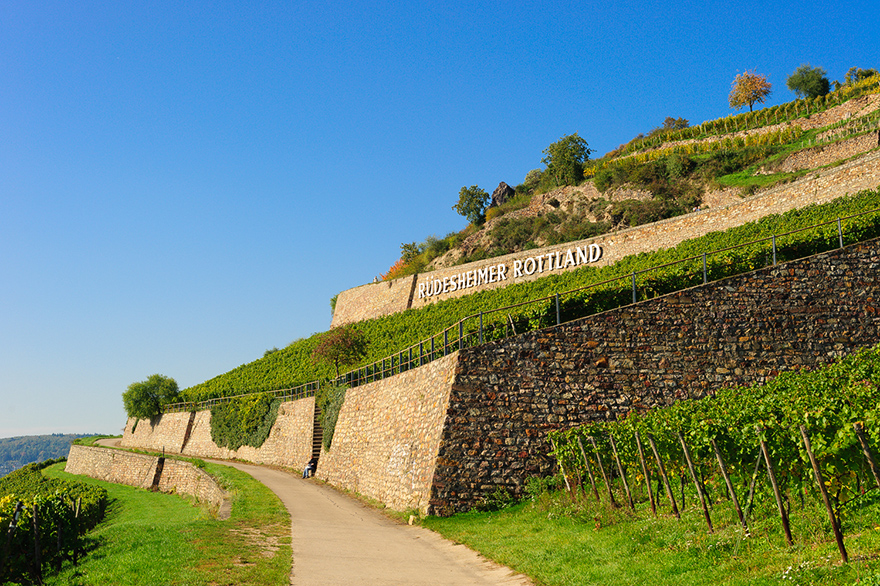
[431,337,435,361]
[772,235,777,266]
[555,293,560,325]
[479,312,483,345]
[419,342,423,367]
[408,347,412,370]
[444,330,448,356]
[632,272,637,304]
[459,321,464,350]
[702,252,707,284]
[838,217,844,248]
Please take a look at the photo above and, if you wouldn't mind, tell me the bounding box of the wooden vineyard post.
[2,500,24,578]
[589,436,618,507]
[647,434,680,519]
[32,503,42,585]
[758,430,793,546]
[73,498,81,566]
[678,432,713,532]
[711,438,748,531]
[577,437,600,501]
[745,455,762,516]
[853,422,880,489]
[550,438,573,494]
[609,434,635,510]
[55,497,63,572]
[799,425,848,563]
[635,432,657,515]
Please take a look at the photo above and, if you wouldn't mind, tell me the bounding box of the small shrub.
[525,474,562,500]
[485,206,504,222]
[474,486,517,511]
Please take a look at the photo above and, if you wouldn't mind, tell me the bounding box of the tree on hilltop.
[729,70,772,112]
[845,67,879,85]
[786,64,829,99]
[452,185,490,225]
[122,374,180,420]
[662,117,689,131]
[542,132,592,187]
[311,324,369,378]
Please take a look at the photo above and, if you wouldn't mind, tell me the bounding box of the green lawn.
[43,461,290,585]
[424,489,880,586]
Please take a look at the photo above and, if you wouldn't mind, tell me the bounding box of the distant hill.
[0,434,95,477]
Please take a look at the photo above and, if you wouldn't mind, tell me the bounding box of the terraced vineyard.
[179,188,880,404]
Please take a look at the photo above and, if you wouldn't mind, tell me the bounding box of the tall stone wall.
[317,353,458,514]
[121,411,192,453]
[65,445,226,509]
[120,396,316,469]
[427,238,880,515]
[331,275,417,328]
[331,150,880,327]
[115,239,880,517]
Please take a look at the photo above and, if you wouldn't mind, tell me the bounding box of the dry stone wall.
[116,240,880,516]
[65,445,226,508]
[121,411,192,453]
[778,132,880,172]
[317,353,458,514]
[331,275,417,328]
[121,396,315,469]
[427,238,880,515]
[331,150,880,327]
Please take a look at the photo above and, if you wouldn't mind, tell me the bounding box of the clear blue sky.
[2,1,878,437]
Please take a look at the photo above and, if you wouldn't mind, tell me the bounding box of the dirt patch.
[228,526,281,559]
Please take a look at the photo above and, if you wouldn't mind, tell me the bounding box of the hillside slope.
[179,187,880,402]
[387,81,880,276]
[178,76,880,401]
[0,434,94,477]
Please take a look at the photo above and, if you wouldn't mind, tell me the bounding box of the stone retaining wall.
[121,411,192,453]
[426,237,880,515]
[65,445,226,509]
[778,131,880,172]
[331,151,880,327]
[317,353,458,514]
[117,239,880,516]
[121,396,316,469]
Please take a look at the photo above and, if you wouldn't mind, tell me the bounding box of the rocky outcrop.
[489,182,515,208]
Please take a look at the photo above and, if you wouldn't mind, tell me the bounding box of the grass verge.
[43,461,290,585]
[423,487,880,586]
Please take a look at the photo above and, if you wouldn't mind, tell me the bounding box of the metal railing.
[163,380,319,413]
[167,206,880,412]
[334,207,878,388]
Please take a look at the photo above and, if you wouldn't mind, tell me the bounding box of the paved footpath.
[217,461,533,586]
[96,439,530,584]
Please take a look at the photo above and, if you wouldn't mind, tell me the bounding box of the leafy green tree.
[542,133,592,187]
[662,117,689,130]
[845,67,879,85]
[786,64,829,99]
[452,185,490,225]
[729,70,772,112]
[311,324,369,378]
[122,374,180,420]
[400,242,423,263]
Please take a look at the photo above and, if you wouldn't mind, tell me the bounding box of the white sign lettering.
[417,244,603,300]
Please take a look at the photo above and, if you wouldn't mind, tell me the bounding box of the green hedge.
[209,393,281,451]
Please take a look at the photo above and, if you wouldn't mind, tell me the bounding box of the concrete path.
[94,440,531,585]
[217,461,533,586]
